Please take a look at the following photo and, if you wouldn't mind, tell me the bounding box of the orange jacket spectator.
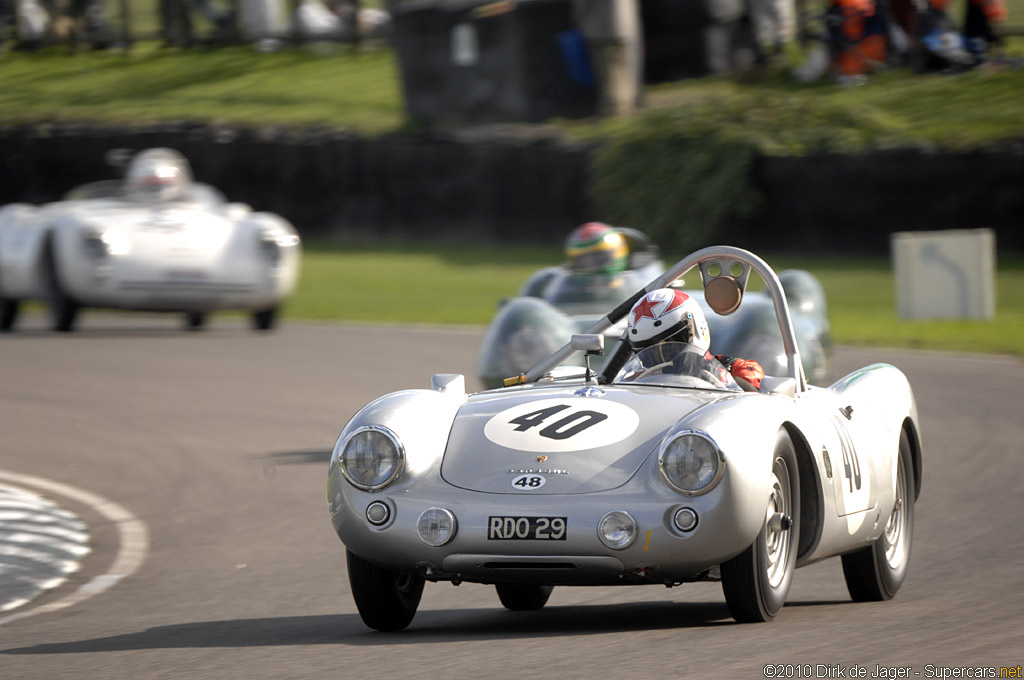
[829,0,888,75]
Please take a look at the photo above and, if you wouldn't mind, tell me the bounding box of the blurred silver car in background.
[0,148,301,332]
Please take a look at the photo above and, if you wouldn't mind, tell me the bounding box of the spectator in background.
[571,0,644,117]
[827,0,889,80]
[13,0,51,47]
[289,0,390,42]
[749,0,797,58]
[962,0,1006,60]
[791,0,896,83]
[889,0,999,71]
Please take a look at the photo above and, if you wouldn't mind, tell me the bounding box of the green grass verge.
[0,44,405,133]
[290,244,1024,357]
[291,242,560,325]
[765,253,1024,356]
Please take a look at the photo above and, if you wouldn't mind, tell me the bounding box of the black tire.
[184,312,206,330]
[0,298,20,332]
[252,306,277,331]
[495,583,554,611]
[346,550,424,632]
[841,429,915,602]
[721,429,801,623]
[44,242,79,333]
[48,276,79,333]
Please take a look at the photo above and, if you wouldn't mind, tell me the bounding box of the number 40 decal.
[509,404,608,440]
[483,398,640,453]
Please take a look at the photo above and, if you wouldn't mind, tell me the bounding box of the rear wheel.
[721,429,800,622]
[0,298,20,332]
[841,429,915,601]
[495,583,554,611]
[346,550,424,631]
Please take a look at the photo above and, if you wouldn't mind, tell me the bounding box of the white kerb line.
[0,469,149,625]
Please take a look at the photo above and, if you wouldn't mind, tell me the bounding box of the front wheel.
[0,298,20,332]
[496,583,554,611]
[346,550,425,631]
[184,312,206,330]
[721,429,801,622]
[49,282,79,332]
[841,429,915,601]
[252,306,278,331]
[44,245,79,332]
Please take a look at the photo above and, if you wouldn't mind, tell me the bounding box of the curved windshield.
[614,342,740,391]
[546,270,647,307]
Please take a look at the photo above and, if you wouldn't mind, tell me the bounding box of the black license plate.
[487,516,567,540]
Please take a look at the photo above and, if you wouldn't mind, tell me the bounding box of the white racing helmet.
[125,148,192,201]
[626,288,710,352]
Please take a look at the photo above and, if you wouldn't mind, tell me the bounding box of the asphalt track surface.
[1,314,1022,680]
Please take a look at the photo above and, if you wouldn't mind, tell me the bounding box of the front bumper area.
[329,469,762,587]
[433,554,628,586]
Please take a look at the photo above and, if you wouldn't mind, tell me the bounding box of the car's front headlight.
[658,430,725,495]
[82,228,130,258]
[82,230,107,258]
[257,230,299,264]
[339,425,405,491]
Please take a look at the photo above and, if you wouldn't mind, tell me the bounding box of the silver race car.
[328,246,921,630]
[0,148,301,332]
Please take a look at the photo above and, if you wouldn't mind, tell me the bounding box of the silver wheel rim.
[883,456,908,569]
[765,455,793,588]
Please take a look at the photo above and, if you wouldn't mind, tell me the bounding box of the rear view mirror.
[571,334,604,353]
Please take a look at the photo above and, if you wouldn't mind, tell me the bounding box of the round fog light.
[417,507,457,547]
[673,507,698,532]
[598,511,637,550]
[365,501,391,526]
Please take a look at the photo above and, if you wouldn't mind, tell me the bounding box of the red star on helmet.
[630,295,662,325]
[662,290,690,314]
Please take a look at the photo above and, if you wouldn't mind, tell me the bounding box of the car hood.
[440,385,729,494]
[61,202,239,260]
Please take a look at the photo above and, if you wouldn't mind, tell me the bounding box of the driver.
[549,222,634,304]
[566,222,629,277]
[125,148,192,202]
[624,288,765,391]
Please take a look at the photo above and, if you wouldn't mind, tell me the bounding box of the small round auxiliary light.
[417,507,457,547]
[365,501,391,526]
[673,507,699,533]
[598,511,637,550]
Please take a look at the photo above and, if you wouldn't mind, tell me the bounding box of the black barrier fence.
[0,121,596,243]
[1,122,1022,253]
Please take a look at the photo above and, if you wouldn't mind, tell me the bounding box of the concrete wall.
[1,122,1021,253]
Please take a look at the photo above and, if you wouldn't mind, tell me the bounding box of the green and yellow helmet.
[565,222,629,275]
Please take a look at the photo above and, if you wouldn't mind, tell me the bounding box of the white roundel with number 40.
[483,398,640,453]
